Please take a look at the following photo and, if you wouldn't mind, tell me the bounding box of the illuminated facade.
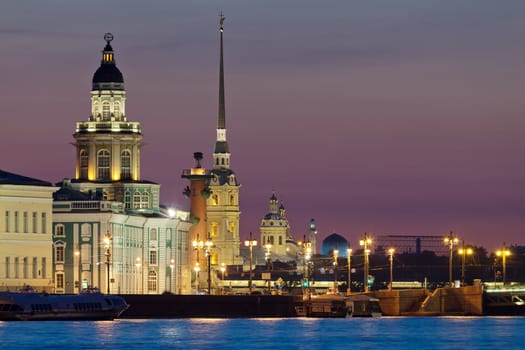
[0,170,57,291]
[206,18,242,266]
[52,34,191,294]
[259,193,294,256]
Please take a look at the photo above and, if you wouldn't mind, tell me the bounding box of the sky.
[1,0,524,252]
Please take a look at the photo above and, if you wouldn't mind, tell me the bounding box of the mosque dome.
[321,233,349,256]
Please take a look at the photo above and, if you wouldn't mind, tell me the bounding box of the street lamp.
[496,244,511,285]
[103,230,112,294]
[135,257,142,294]
[458,242,473,286]
[444,231,459,287]
[333,249,339,294]
[346,248,352,296]
[264,242,272,294]
[244,232,257,295]
[205,237,213,295]
[220,263,226,295]
[388,248,395,291]
[360,233,372,292]
[193,233,214,294]
[194,262,201,292]
[74,248,81,293]
[169,259,175,293]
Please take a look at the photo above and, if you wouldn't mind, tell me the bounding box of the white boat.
[0,287,129,321]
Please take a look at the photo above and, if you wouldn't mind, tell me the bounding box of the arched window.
[102,102,110,120]
[114,101,120,118]
[133,192,141,209]
[211,222,218,237]
[124,191,131,209]
[148,270,157,292]
[229,194,235,206]
[121,150,131,180]
[211,194,218,206]
[55,243,65,263]
[80,150,88,179]
[97,149,111,180]
[141,192,150,209]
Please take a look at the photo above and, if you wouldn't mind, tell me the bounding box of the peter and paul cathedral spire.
[207,15,242,266]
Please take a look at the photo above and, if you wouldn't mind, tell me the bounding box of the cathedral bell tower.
[206,16,242,265]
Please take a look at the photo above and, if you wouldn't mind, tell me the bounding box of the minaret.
[207,15,242,266]
[309,218,318,254]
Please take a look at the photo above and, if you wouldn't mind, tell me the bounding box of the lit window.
[55,225,65,237]
[211,194,218,206]
[114,102,120,118]
[133,192,141,209]
[124,191,131,209]
[56,273,64,289]
[230,195,234,206]
[121,150,131,180]
[55,245,65,263]
[148,270,157,292]
[97,149,111,180]
[80,150,88,179]
[102,102,110,120]
[141,192,150,209]
[149,251,157,265]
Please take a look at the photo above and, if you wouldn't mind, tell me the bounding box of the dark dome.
[92,64,124,84]
[321,233,349,256]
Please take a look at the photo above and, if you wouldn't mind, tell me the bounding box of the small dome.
[321,233,349,256]
[92,36,124,91]
[93,63,123,84]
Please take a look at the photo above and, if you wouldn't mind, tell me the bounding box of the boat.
[346,294,382,317]
[298,294,348,318]
[0,287,129,321]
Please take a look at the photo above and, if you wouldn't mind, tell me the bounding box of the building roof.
[0,169,52,187]
[92,35,124,90]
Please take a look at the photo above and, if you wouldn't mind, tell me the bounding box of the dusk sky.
[1,1,524,252]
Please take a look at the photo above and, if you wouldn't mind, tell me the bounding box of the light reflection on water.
[1,317,524,349]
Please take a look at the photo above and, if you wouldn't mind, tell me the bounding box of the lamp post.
[194,263,201,292]
[74,248,81,293]
[169,259,175,293]
[458,242,473,286]
[135,257,142,294]
[346,248,352,296]
[333,249,339,294]
[193,233,213,294]
[444,231,459,287]
[496,244,511,285]
[205,237,213,295]
[264,242,272,294]
[388,248,395,291]
[103,230,112,294]
[360,233,372,292]
[304,241,312,296]
[220,263,226,295]
[244,232,257,295]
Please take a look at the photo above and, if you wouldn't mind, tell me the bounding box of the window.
[32,212,37,233]
[41,258,46,278]
[211,194,218,206]
[55,225,65,237]
[148,270,157,292]
[23,257,28,279]
[211,222,218,237]
[5,211,9,232]
[114,101,120,118]
[23,212,28,233]
[279,236,282,245]
[14,257,19,278]
[41,213,47,234]
[32,257,37,278]
[150,229,157,241]
[124,191,131,209]
[97,149,111,179]
[149,251,157,265]
[14,211,19,232]
[121,150,131,180]
[133,192,141,209]
[102,102,110,120]
[55,245,65,263]
[141,193,150,209]
[5,257,9,278]
[229,222,236,235]
[56,273,64,289]
[80,150,88,179]
[230,195,235,206]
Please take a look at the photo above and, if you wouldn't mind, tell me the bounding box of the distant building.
[52,34,191,295]
[321,233,349,256]
[259,193,297,257]
[374,234,449,256]
[0,169,57,291]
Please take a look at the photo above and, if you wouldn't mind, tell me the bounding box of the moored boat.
[0,287,129,321]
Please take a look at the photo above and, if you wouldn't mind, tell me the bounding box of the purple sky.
[1,1,524,252]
